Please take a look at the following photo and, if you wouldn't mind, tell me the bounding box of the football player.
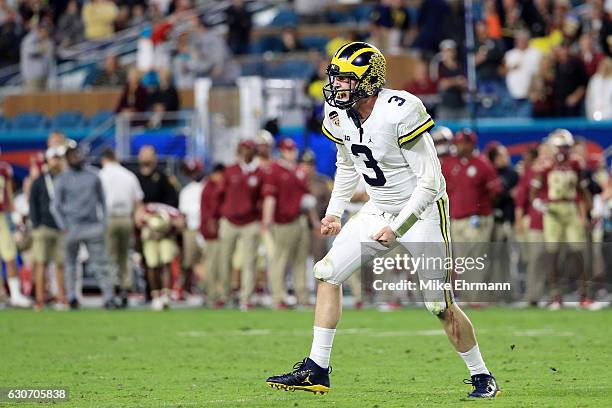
[265,42,499,398]
[431,126,455,158]
[0,159,32,308]
[531,129,591,309]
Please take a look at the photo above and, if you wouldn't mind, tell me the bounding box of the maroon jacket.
[442,154,501,219]
[219,163,263,225]
[262,161,309,224]
[200,178,224,240]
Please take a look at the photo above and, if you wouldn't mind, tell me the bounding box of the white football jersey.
[322,88,446,215]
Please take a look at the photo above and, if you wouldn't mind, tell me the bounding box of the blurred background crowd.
[0,0,611,311]
[0,0,611,120]
[0,125,610,311]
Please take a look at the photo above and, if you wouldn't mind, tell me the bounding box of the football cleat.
[266,358,331,395]
[464,373,500,398]
[10,294,33,308]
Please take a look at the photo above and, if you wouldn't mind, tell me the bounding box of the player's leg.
[405,197,499,398]
[159,238,178,308]
[0,215,30,307]
[54,232,67,308]
[32,228,47,310]
[218,219,238,306]
[292,216,311,306]
[310,210,383,365]
[63,230,81,309]
[203,239,221,305]
[143,239,163,310]
[116,218,132,304]
[237,222,258,309]
[266,209,382,394]
[84,226,115,308]
[33,260,46,310]
[544,208,563,307]
[106,219,120,296]
[567,209,589,303]
[268,223,292,308]
[181,229,199,296]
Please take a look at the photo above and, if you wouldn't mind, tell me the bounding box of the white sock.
[459,344,489,376]
[8,277,22,299]
[309,326,336,369]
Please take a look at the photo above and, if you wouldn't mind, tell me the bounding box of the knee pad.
[313,257,335,283]
[425,300,447,316]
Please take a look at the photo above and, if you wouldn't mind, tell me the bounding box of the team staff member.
[100,148,144,307]
[487,143,519,302]
[262,139,319,309]
[254,129,276,292]
[0,159,32,307]
[219,140,263,310]
[136,145,178,206]
[29,145,67,310]
[200,164,225,307]
[515,146,547,306]
[442,129,501,303]
[51,142,116,310]
[178,160,205,296]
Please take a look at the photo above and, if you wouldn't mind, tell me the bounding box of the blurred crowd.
[0,129,336,311]
[1,126,611,311]
[433,127,611,310]
[4,0,612,120]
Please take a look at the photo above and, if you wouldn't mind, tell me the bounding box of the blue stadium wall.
[0,118,610,180]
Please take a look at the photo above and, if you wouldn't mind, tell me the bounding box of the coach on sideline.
[218,140,262,310]
[442,130,501,303]
[262,139,319,309]
[51,141,116,310]
[99,148,144,307]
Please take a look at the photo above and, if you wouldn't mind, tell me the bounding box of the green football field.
[1,307,611,407]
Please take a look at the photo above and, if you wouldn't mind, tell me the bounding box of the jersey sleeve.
[322,104,344,145]
[396,96,435,148]
[325,144,360,218]
[389,135,443,236]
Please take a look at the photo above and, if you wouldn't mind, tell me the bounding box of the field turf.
[1,307,611,407]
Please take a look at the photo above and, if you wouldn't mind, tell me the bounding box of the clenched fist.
[321,215,342,236]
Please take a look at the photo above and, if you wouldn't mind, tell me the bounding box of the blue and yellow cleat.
[464,373,501,398]
[266,358,331,395]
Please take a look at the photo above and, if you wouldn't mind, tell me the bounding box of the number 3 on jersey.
[351,144,386,187]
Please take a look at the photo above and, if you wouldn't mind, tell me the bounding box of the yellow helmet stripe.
[349,47,383,63]
[333,42,354,59]
[333,58,369,78]
[331,47,383,79]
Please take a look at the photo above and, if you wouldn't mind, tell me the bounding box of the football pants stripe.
[437,197,454,308]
